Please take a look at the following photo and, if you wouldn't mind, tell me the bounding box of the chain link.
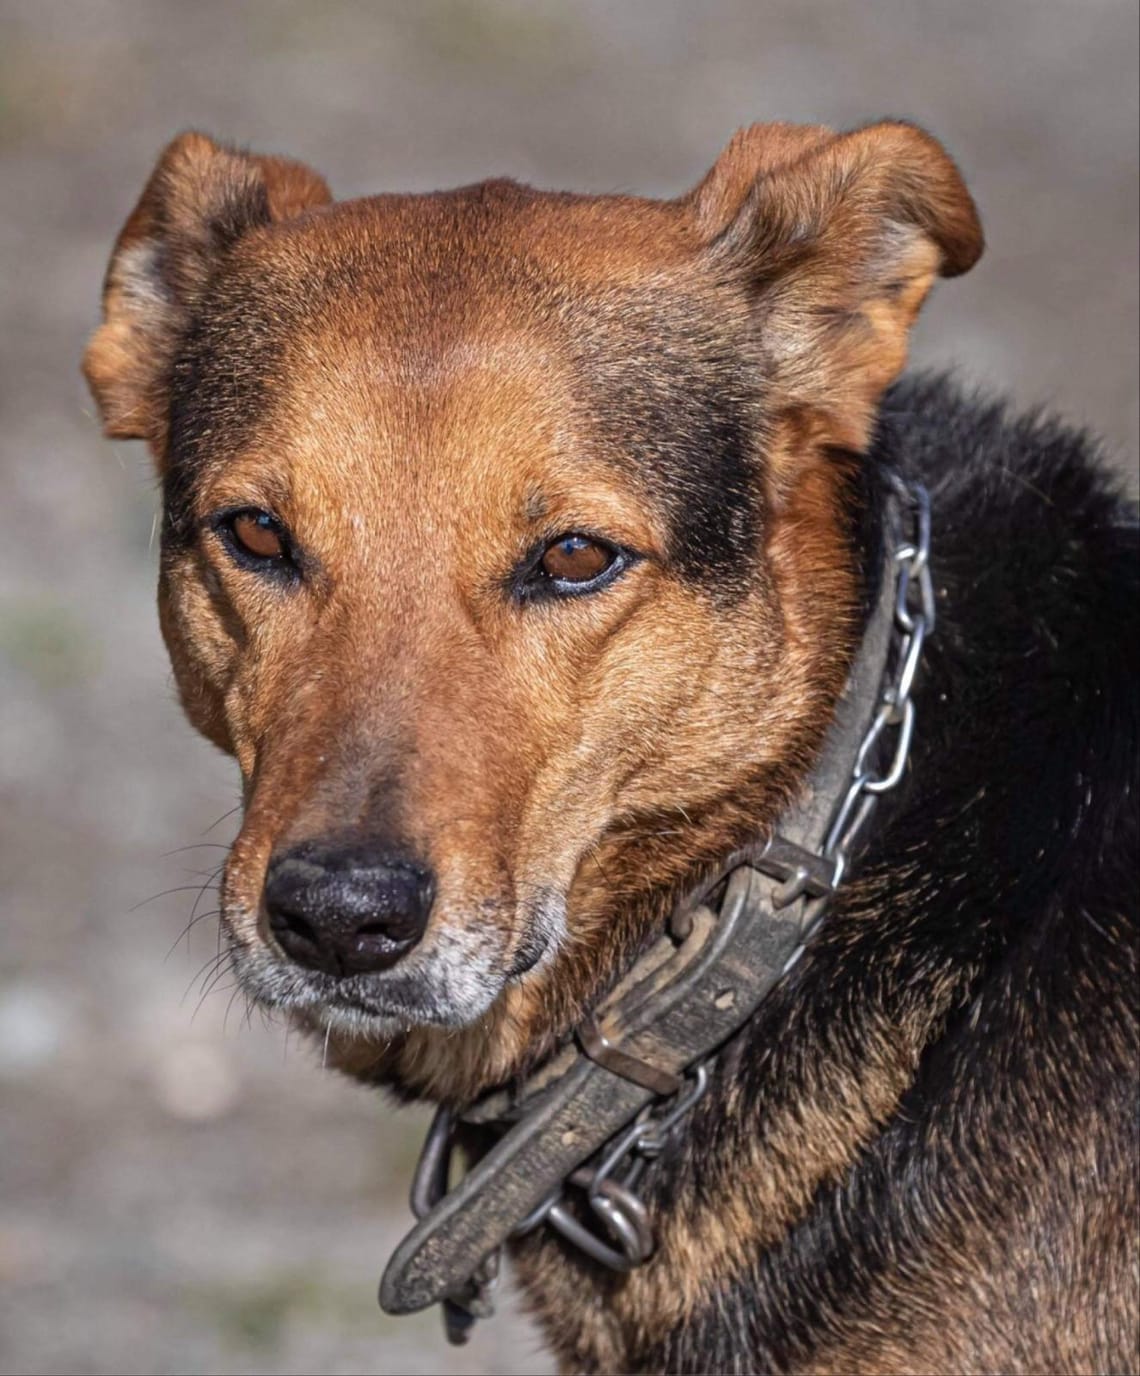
[821,477,933,887]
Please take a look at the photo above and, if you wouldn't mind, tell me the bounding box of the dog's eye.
[540,534,616,585]
[214,508,295,572]
[231,511,285,559]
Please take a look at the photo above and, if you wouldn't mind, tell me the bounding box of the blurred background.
[0,2,1135,1373]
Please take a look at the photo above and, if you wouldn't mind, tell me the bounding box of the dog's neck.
[376,467,928,1353]
[503,467,943,1375]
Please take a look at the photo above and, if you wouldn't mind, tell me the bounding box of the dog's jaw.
[222,892,562,1048]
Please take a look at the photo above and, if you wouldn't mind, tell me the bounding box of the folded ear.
[688,120,983,452]
[83,131,331,449]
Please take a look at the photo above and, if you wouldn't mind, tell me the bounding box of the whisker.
[161,842,233,858]
[203,803,242,836]
[130,884,221,913]
[164,908,220,962]
[162,859,229,958]
[185,864,226,930]
[192,975,239,1025]
[177,863,229,880]
[222,984,246,1035]
[194,962,230,1003]
[182,951,229,1008]
[586,842,613,890]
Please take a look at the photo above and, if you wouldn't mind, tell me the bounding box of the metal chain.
[820,477,933,892]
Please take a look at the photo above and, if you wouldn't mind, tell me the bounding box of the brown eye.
[230,511,285,560]
[540,534,615,584]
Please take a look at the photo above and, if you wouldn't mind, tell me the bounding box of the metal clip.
[754,834,836,908]
[539,1063,711,1272]
[410,1104,453,1221]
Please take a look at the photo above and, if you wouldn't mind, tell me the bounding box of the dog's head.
[85,124,980,1100]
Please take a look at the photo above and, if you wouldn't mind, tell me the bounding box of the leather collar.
[379,475,933,1343]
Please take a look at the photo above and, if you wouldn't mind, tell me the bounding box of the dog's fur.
[85,123,1138,1374]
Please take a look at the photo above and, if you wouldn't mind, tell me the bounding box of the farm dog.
[85,121,1138,1374]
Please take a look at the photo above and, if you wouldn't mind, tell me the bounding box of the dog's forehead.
[245,178,697,322]
[167,180,763,586]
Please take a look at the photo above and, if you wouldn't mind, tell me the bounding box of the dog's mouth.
[222,889,566,1038]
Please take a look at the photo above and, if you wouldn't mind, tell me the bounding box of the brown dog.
[85,122,1138,1374]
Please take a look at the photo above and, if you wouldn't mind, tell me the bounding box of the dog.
[84,121,1138,1375]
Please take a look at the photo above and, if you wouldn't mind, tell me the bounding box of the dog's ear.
[83,131,331,450]
[688,120,983,452]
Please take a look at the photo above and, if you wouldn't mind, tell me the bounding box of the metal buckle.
[753,833,836,908]
[576,1016,684,1097]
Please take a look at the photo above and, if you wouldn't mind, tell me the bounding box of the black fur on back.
[584,375,1139,1373]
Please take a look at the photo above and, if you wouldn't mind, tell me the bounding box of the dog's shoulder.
[647,378,1139,1375]
[878,370,1137,837]
[838,374,1139,1372]
[865,375,1136,1043]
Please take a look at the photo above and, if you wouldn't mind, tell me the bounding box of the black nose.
[264,841,434,976]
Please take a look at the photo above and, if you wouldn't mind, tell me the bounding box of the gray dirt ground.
[0,3,1136,1373]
